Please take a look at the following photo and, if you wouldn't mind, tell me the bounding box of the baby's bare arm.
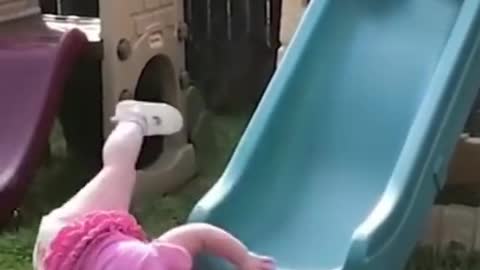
[158,223,250,267]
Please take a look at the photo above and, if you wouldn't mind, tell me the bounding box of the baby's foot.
[241,252,276,270]
[112,100,183,136]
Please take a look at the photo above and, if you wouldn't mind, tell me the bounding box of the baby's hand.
[241,252,276,270]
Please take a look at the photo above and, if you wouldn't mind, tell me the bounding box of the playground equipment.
[279,0,480,256]
[0,0,282,226]
[98,0,196,191]
[188,1,480,270]
[0,2,89,225]
[0,0,198,224]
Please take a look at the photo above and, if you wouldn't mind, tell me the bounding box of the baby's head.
[82,237,193,270]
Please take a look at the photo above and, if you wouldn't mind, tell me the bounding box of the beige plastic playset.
[0,0,205,226]
[99,0,196,193]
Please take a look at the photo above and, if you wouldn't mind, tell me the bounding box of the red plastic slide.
[0,15,87,225]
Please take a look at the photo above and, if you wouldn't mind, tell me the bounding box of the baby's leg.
[47,100,184,223]
[33,119,145,269]
[49,120,145,223]
[33,101,184,270]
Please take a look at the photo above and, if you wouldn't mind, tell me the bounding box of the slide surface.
[0,16,87,225]
[188,1,480,270]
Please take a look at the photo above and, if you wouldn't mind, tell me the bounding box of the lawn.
[0,111,478,269]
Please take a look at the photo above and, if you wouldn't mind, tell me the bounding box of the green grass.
[0,111,479,269]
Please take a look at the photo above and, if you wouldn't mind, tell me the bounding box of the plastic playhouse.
[0,0,281,225]
[0,0,198,227]
[3,0,480,270]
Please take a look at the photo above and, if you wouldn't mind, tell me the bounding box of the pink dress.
[33,210,193,270]
[33,210,143,269]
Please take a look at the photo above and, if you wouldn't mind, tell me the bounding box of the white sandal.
[111,100,184,136]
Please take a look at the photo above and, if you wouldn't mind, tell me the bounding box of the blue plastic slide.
[188,1,480,269]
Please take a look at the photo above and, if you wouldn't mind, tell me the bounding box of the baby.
[32,100,275,270]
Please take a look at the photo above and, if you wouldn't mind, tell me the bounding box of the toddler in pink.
[32,100,275,270]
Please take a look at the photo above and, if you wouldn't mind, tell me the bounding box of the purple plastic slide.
[0,15,87,225]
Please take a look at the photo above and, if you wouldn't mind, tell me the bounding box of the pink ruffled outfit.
[34,210,193,270]
[43,211,146,269]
